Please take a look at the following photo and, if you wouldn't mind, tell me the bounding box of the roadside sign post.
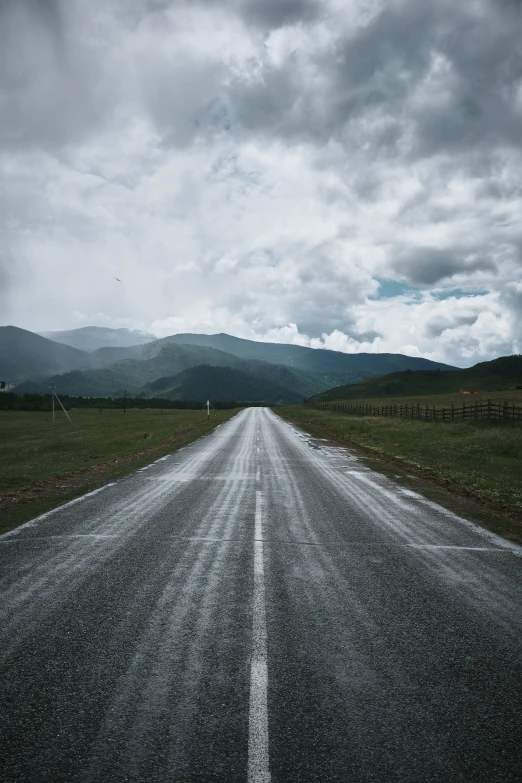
[207,400,210,420]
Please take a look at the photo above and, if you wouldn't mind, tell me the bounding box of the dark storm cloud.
[228,0,522,165]
[0,246,17,309]
[410,5,522,156]
[0,0,113,150]
[0,0,62,23]
[239,0,321,29]
[2,0,521,361]
[4,0,520,159]
[392,249,497,286]
[197,0,321,29]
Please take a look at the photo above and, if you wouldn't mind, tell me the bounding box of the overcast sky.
[1,0,521,365]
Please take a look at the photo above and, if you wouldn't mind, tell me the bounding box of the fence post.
[302,398,522,425]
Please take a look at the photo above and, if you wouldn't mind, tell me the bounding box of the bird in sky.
[115,277,122,282]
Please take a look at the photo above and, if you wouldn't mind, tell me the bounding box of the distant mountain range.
[2,325,458,404]
[310,356,522,401]
[39,326,155,352]
[0,326,95,382]
[147,332,457,386]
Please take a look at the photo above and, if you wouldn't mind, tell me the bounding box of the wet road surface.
[1,407,521,782]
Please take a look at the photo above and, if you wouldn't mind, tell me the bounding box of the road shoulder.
[0,411,239,536]
[275,407,522,546]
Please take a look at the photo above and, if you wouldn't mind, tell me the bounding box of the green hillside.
[310,355,522,402]
[88,335,444,393]
[226,360,320,399]
[14,343,246,397]
[143,365,302,404]
[0,326,95,383]
[13,342,314,402]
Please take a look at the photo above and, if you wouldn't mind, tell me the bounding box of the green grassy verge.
[277,404,522,544]
[313,390,522,408]
[0,407,239,534]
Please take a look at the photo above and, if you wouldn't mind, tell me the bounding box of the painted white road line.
[0,484,117,539]
[403,544,506,551]
[248,490,271,783]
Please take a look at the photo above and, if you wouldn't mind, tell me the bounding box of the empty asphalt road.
[1,407,522,782]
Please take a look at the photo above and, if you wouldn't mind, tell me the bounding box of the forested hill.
[310,356,522,402]
[142,365,302,405]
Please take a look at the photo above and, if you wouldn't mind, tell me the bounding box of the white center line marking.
[248,490,271,783]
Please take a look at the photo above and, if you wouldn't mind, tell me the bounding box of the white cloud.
[1,0,522,366]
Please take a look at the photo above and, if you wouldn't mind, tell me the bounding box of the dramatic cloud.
[2,0,521,364]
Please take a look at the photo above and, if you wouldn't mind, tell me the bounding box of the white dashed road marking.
[248,490,271,783]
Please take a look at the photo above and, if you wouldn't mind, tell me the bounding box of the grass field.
[0,407,238,533]
[315,389,522,409]
[278,404,522,542]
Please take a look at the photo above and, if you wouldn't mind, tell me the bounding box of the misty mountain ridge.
[5,324,460,403]
[39,326,156,353]
[13,342,320,404]
[0,326,95,383]
[153,332,457,377]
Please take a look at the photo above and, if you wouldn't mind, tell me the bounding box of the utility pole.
[50,382,72,423]
[124,389,127,414]
[207,400,210,420]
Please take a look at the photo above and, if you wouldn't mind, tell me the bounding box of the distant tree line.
[0,393,257,412]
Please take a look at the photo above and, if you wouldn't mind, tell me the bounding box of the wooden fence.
[305,399,522,426]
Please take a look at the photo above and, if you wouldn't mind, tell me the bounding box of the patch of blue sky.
[372,279,489,301]
[430,287,489,300]
[371,279,418,299]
